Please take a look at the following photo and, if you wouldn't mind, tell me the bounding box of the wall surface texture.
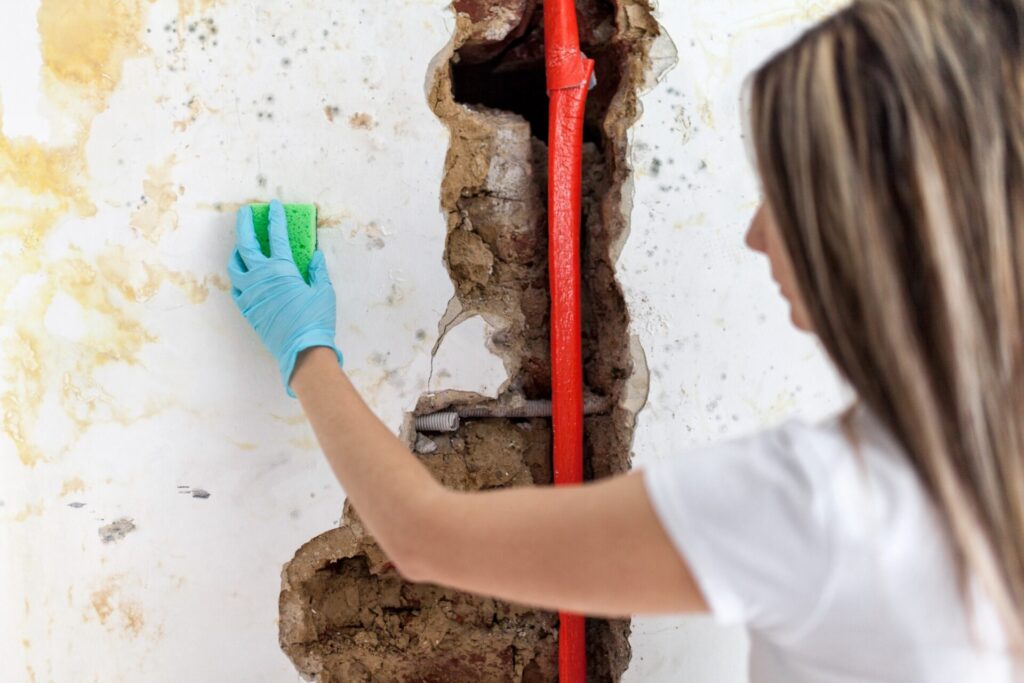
[1,0,846,681]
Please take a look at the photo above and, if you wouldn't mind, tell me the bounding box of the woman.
[227,0,1023,679]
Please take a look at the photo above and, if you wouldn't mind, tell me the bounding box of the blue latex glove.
[228,199,343,397]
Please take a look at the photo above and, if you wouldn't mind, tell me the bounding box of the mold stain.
[1,1,228,467]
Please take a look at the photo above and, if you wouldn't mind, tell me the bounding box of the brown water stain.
[130,155,180,242]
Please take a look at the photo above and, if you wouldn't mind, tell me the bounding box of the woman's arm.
[292,346,709,617]
[227,202,706,617]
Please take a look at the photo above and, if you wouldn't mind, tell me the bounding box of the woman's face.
[745,202,813,332]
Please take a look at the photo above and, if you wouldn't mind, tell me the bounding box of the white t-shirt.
[641,407,1013,682]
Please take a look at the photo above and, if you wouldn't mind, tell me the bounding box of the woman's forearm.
[290,346,444,574]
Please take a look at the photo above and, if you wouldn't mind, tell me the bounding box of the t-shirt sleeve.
[641,421,835,633]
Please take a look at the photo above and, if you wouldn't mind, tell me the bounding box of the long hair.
[749,0,1024,652]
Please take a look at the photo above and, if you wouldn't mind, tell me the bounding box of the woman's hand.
[227,199,343,396]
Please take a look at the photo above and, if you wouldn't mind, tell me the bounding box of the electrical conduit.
[544,1,594,681]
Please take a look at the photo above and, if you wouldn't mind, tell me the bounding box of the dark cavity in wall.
[278,2,661,681]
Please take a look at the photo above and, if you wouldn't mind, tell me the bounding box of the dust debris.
[414,434,438,454]
[348,112,375,129]
[280,422,557,681]
[99,517,136,543]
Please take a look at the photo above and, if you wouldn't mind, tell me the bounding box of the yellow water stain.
[172,96,217,132]
[121,601,145,636]
[317,212,350,230]
[746,1,847,32]
[167,270,229,303]
[2,331,46,466]
[1,2,156,467]
[59,374,107,434]
[59,477,86,496]
[0,134,92,215]
[2,216,229,465]
[0,131,95,262]
[13,503,44,522]
[231,440,258,451]
[271,413,308,426]
[130,155,179,243]
[6,264,146,460]
[87,579,145,637]
[698,98,715,129]
[38,0,147,100]
[289,434,319,451]
[51,255,157,362]
[96,246,229,304]
[177,0,224,19]
[90,593,114,624]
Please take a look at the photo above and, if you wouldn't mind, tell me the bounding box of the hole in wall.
[450,0,623,148]
[278,2,663,680]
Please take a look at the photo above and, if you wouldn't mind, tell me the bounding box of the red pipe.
[544,1,594,681]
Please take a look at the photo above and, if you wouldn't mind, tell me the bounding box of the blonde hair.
[749,0,1024,652]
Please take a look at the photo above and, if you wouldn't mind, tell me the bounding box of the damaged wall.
[278,2,658,680]
[1,1,845,682]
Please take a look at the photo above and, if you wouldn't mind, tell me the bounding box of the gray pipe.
[414,411,460,433]
[414,396,611,433]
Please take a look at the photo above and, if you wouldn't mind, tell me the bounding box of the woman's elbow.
[390,551,434,584]
[381,489,458,584]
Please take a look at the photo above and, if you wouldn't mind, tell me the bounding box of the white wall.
[0,1,846,681]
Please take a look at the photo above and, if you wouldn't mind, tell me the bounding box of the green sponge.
[250,203,318,282]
